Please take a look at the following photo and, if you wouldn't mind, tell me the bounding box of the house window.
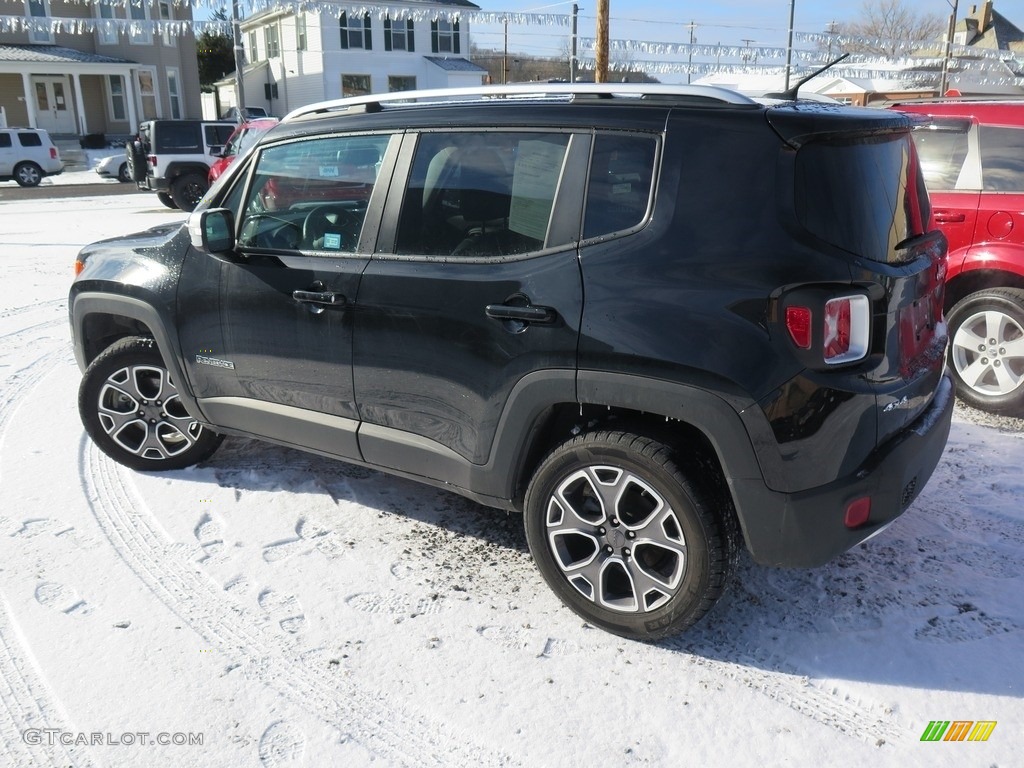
[342,74,371,97]
[108,75,127,121]
[167,68,182,119]
[340,12,372,50]
[265,24,280,58]
[248,30,260,62]
[27,0,53,45]
[128,1,151,46]
[296,14,307,52]
[388,76,416,93]
[136,68,158,119]
[96,0,118,46]
[159,0,173,47]
[385,17,415,52]
[431,19,461,54]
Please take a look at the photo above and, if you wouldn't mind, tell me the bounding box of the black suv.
[127,119,234,211]
[71,85,954,640]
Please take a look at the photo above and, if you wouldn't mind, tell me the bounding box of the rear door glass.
[583,133,658,240]
[911,119,970,191]
[979,125,1024,192]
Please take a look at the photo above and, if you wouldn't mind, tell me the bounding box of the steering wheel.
[302,206,361,250]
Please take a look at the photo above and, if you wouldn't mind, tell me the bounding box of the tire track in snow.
[0,592,98,768]
[80,439,516,767]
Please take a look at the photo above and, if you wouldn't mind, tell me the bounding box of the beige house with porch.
[0,0,202,136]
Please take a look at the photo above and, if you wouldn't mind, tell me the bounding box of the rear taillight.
[49,147,58,159]
[783,292,871,366]
[823,295,870,365]
[148,155,157,167]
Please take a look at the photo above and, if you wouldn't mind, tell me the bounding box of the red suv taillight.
[784,292,871,366]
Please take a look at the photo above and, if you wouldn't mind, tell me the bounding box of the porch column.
[124,70,139,133]
[71,73,88,135]
[20,72,38,128]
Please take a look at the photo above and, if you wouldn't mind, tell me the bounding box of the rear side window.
[911,120,970,191]
[18,132,43,148]
[396,131,570,258]
[795,133,929,263]
[205,124,234,148]
[584,133,657,239]
[0,134,11,148]
[155,123,200,153]
[980,125,1024,192]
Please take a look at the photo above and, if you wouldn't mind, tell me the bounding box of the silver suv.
[0,128,63,187]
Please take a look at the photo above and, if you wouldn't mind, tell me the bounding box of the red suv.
[893,100,1024,415]
[208,118,278,183]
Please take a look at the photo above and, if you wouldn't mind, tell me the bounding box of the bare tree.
[830,0,945,58]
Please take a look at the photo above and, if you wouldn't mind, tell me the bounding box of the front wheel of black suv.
[79,337,223,471]
[524,431,733,641]
[947,288,1024,416]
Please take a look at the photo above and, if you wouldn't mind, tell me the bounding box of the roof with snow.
[424,56,486,72]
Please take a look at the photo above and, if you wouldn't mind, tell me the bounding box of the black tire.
[126,140,147,183]
[13,161,42,187]
[947,288,1024,416]
[117,161,131,183]
[156,191,178,210]
[79,336,223,471]
[170,172,208,212]
[524,431,733,640]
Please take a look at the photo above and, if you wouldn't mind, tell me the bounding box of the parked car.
[127,119,235,211]
[0,127,63,187]
[94,152,131,183]
[221,106,271,122]
[208,118,279,183]
[71,84,954,640]
[891,99,1024,415]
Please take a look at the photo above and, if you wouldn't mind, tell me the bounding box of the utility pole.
[570,3,579,82]
[686,21,696,84]
[939,0,960,96]
[783,0,796,90]
[232,0,246,112]
[502,18,509,84]
[595,0,609,83]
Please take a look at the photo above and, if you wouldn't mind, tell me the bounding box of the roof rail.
[282,83,757,122]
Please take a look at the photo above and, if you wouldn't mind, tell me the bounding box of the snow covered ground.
[1,191,1021,767]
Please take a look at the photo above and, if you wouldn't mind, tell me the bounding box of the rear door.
[0,132,12,175]
[353,129,587,476]
[973,123,1024,255]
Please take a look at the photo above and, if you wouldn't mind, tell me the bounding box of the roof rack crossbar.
[282,83,756,122]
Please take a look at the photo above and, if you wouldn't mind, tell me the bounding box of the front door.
[177,131,397,460]
[31,76,76,134]
[354,130,586,470]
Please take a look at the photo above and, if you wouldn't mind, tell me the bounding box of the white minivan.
[0,128,63,187]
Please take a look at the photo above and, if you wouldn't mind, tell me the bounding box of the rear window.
[155,123,201,153]
[795,133,929,263]
[18,132,43,148]
[980,125,1024,192]
[0,134,11,148]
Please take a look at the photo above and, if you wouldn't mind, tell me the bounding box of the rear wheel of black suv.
[170,172,208,212]
[947,288,1024,416]
[524,431,733,640]
[79,337,223,471]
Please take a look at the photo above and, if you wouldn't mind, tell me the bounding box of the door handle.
[292,290,346,306]
[933,212,966,223]
[485,303,557,324]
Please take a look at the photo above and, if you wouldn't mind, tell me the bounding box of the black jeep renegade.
[70,84,954,640]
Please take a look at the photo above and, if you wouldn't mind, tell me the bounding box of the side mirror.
[209,144,225,157]
[188,208,235,254]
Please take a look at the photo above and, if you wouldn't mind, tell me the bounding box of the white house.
[217,0,486,117]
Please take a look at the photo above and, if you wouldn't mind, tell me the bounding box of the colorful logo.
[920,721,997,742]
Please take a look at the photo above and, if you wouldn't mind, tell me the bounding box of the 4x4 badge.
[196,354,235,370]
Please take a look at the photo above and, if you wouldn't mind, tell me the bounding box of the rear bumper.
[734,371,955,567]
